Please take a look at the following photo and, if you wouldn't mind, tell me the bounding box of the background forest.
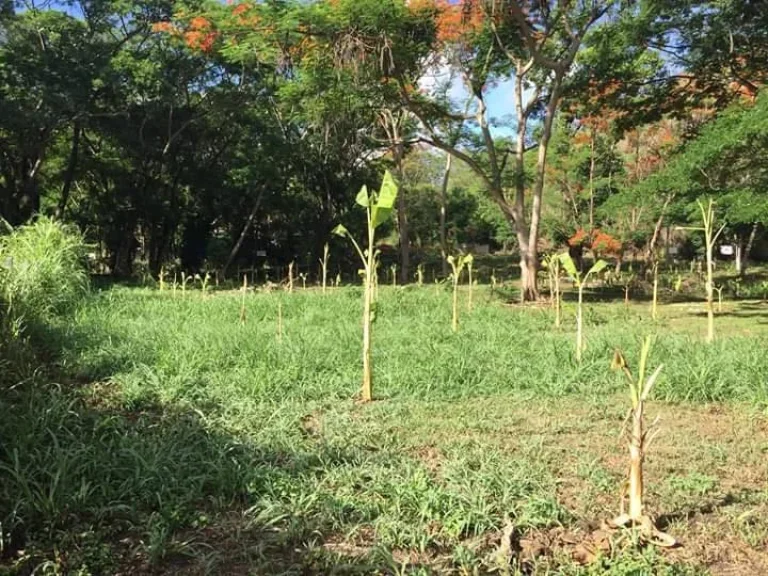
[2,0,767,290]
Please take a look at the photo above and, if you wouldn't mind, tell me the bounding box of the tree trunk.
[522,74,564,301]
[647,194,674,260]
[519,249,538,303]
[440,152,451,277]
[393,139,410,284]
[397,184,410,284]
[55,120,81,220]
[737,223,758,276]
[222,188,265,278]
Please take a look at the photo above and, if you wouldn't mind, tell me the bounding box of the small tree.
[610,338,676,547]
[560,254,608,362]
[447,253,472,333]
[333,171,398,402]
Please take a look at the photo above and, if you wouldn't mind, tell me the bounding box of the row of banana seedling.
[334,171,680,547]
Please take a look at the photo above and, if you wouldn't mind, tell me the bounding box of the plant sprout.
[542,254,562,327]
[610,338,676,547]
[333,171,398,402]
[181,271,190,296]
[446,253,472,333]
[560,254,608,362]
[415,264,424,286]
[714,285,724,312]
[159,266,167,292]
[390,264,397,288]
[239,274,247,325]
[299,272,307,290]
[197,272,211,296]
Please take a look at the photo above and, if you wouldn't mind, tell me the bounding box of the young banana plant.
[447,253,472,332]
[287,261,295,293]
[560,254,608,362]
[333,171,398,402]
[239,274,248,325]
[415,264,424,287]
[680,199,726,343]
[610,338,676,547]
[319,243,329,295]
[466,254,474,312]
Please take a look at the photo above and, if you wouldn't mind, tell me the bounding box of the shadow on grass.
[655,490,754,531]
[0,317,432,575]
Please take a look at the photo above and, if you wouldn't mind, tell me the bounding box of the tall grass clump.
[0,217,88,376]
[0,217,89,325]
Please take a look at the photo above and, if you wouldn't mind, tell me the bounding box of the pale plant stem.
[362,211,374,402]
[576,283,584,362]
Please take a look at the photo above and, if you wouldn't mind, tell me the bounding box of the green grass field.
[3,283,768,575]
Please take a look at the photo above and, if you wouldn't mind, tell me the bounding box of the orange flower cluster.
[591,230,622,256]
[568,228,589,247]
[409,0,484,43]
[151,13,218,53]
[185,30,217,52]
[152,21,176,33]
[568,228,622,256]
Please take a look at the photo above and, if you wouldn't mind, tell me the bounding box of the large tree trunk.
[512,65,535,302]
[55,120,81,220]
[439,152,451,277]
[110,218,137,277]
[222,188,266,278]
[736,223,758,276]
[522,74,564,302]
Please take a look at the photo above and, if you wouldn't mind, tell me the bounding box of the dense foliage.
[1,0,766,286]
